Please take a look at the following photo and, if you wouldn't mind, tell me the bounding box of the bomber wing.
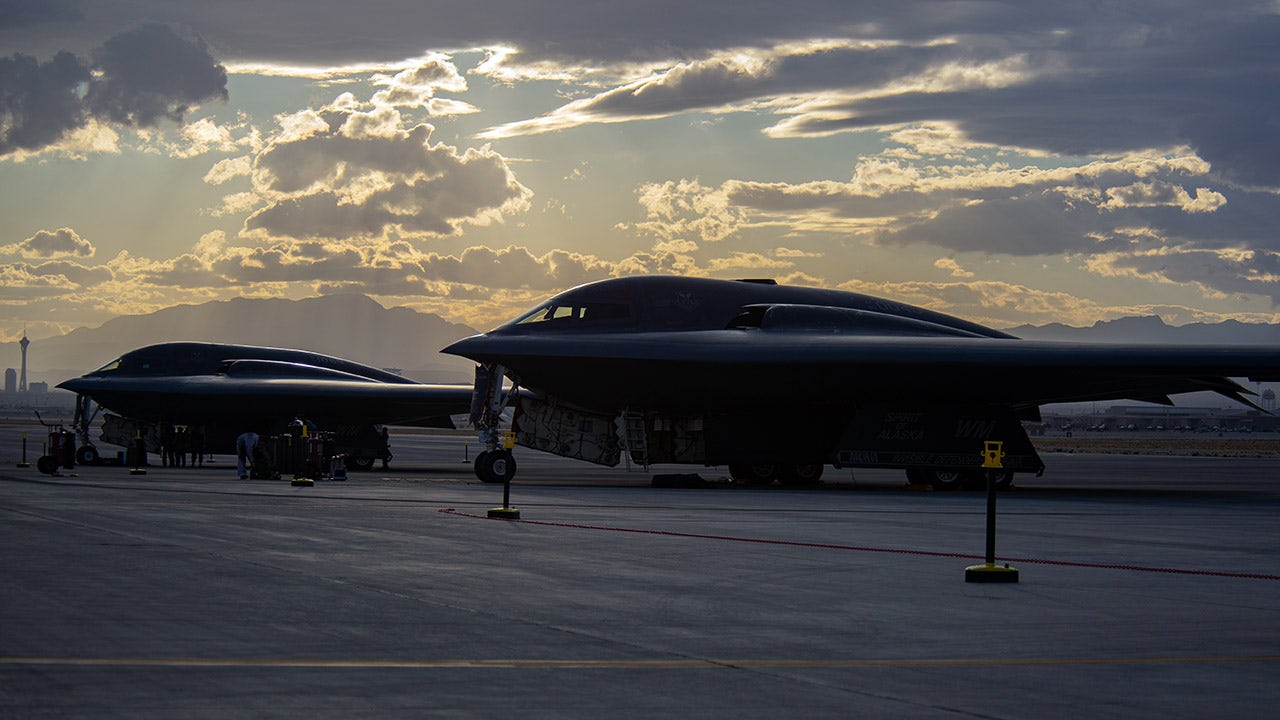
[443,329,1280,413]
[58,373,475,427]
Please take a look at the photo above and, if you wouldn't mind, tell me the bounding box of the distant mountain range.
[1003,316,1280,344]
[17,294,481,388]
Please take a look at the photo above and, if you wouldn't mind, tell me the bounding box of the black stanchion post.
[487,431,520,519]
[129,430,147,476]
[965,440,1018,583]
[291,421,313,487]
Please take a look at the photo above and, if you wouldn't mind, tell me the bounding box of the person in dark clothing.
[160,423,175,467]
[189,425,205,467]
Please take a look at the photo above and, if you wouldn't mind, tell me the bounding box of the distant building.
[3,368,14,394]
[18,332,29,393]
[29,381,48,394]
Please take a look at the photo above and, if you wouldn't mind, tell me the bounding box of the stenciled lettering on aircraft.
[889,452,970,466]
[953,418,999,439]
[877,412,925,441]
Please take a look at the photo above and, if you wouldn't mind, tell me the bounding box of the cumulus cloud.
[0,50,91,154]
[203,155,253,185]
[121,238,618,319]
[86,24,227,126]
[472,5,1280,190]
[835,276,1119,329]
[6,2,1280,336]
[1099,182,1227,214]
[706,252,793,272]
[10,3,1273,186]
[635,148,1250,255]
[761,15,1280,187]
[934,257,974,278]
[1,227,94,259]
[0,257,114,306]
[629,179,746,244]
[0,23,228,158]
[1086,246,1280,303]
[479,39,961,139]
[244,101,532,241]
[625,139,1280,304]
[370,53,472,112]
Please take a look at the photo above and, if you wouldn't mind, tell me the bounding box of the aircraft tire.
[904,468,967,490]
[779,464,824,486]
[728,463,778,485]
[907,468,1013,490]
[475,450,517,484]
[961,469,1016,490]
[344,455,375,471]
[75,445,100,466]
[474,451,495,482]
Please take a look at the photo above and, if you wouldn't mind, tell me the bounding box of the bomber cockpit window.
[117,350,166,373]
[92,357,123,374]
[513,301,632,327]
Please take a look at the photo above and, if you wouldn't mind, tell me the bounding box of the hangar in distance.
[444,275,1280,488]
[58,342,474,469]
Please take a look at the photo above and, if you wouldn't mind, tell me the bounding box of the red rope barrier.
[439,508,1280,581]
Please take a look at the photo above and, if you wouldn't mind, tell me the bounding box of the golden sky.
[3,1,1280,341]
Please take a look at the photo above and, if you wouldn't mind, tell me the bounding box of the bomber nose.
[56,377,89,392]
[441,334,488,359]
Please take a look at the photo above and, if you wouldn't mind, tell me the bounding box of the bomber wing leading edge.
[443,275,1280,487]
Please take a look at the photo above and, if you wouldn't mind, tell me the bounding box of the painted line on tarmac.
[439,509,1280,581]
[2,656,1278,669]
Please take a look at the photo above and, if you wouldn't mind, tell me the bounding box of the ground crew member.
[236,431,259,479]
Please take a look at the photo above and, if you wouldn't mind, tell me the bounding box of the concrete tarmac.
[2,428,1279,718]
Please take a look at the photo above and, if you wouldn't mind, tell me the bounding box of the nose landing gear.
[474,447,517,484]
[468,363,518,484]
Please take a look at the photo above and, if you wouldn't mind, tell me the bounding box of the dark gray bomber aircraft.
[444,275,1280,488]
[58,342,474,468]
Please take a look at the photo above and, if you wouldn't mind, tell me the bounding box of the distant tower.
[18,331,29,393]
[1263,389,1275,413]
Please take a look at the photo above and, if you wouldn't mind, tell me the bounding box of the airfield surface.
[2,423,1278,718]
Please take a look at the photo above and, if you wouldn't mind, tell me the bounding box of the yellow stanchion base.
[291,476,314,487]
[965,562,1019,583]
[487,507,521,520]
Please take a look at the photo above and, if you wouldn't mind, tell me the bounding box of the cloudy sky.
[3,0,1280,343]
